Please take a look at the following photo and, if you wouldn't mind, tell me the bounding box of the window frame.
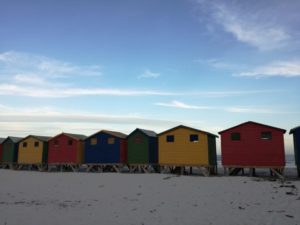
[34,141,39,148]
[67,139,73,146]
[190,134,199,142]
[108,137,115,144]
[90,138,97,146]
[54,140,59,147]
[261,131,272,140]
[231,132,241,141]
[166,135,174,143]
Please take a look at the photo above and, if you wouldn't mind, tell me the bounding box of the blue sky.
[0,0,299,153]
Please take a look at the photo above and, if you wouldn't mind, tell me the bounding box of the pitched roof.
[158,125,218,138]
[128,128,157,138]
[50,133,87,141]
[63,133,87,140]
[138,128,157,137]
[0,138,5,144]
[6,136,23,143]
[101,130,127,139]
[290,126,300,134]
[21,135,52,142]
[218,121,286,134]
[87,130,127,139]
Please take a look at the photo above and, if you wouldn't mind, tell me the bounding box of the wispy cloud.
[224,107,273,114]
[155,100,296,114]
[194,58,243,70]
[0,51,102,78]
[0,104,181,136]
[138,69,160,79]
[0,84,281,98]
[235,60,300,78]
[0,84,178,97]
[196,0,299,51]
[155,100,212,109]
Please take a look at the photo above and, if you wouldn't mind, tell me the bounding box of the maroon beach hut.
[218,121,286,177]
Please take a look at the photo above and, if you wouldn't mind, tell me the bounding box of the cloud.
[155,100,212,109]
[224,107,273,114]
[155,100,296,114]
[0,104,182,136]
[196,0,299,51]
[235,60,300,78]
[138,70,160,79]
[0,51,102,79]
[0,84,178,97]
[0,84,280,98]
[194,58,243,70]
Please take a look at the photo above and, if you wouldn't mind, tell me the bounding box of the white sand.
[0,170,299,225]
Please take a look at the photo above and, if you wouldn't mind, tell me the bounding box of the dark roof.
[63,133,87,140]
[50,133,87,141]
[128,128,157,138]
[6,136,23,143]
[218,121,286,134]
[0,138,5,144]
[137,128,157,137]
[290,126,300,134]
[158,125,218,138]
[21,135,52,142]
[87,130,127,139]
[101,130,127,139]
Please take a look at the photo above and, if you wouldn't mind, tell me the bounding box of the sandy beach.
[0,169,299,225]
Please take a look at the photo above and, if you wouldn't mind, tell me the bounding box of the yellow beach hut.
[158,125,218,175]
[18,135,51,168]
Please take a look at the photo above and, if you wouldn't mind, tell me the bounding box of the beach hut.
[84,130,127,172]
[289,126,300,177]
[219,121,286,177]
[158,125,218,175]
[48,133,86,171]
[2,136,23,168]
[0,138,5,164]
[17,135,51,170]
[127,128,158,172]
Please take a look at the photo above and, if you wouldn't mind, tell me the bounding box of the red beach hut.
[218,121,286,176]
[48,133,86,170]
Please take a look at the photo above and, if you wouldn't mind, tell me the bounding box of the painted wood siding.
[292,128,300,166]
[221,123,285,167]
[0,144,3,163]
[127,131,149,164]
[159,127,210,165]
[2,140,18,163]
[48,135,83,164]
[208,135,217,165]
[18,137,46,164]
[85,133,124,164]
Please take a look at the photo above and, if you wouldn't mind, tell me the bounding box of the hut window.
[190,134,199,142]
[261,131,272,140]
[68,139,73,146]
[54,140,59,147]
[22,142,27,148]
[34,141,39,147]
[231,133,241,141]
[166,135,174,142]
[108,138,115,144]
[135,136,142,144]
[91,138,97,145]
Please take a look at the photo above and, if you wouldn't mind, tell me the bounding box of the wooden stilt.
[270,168,285,181]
